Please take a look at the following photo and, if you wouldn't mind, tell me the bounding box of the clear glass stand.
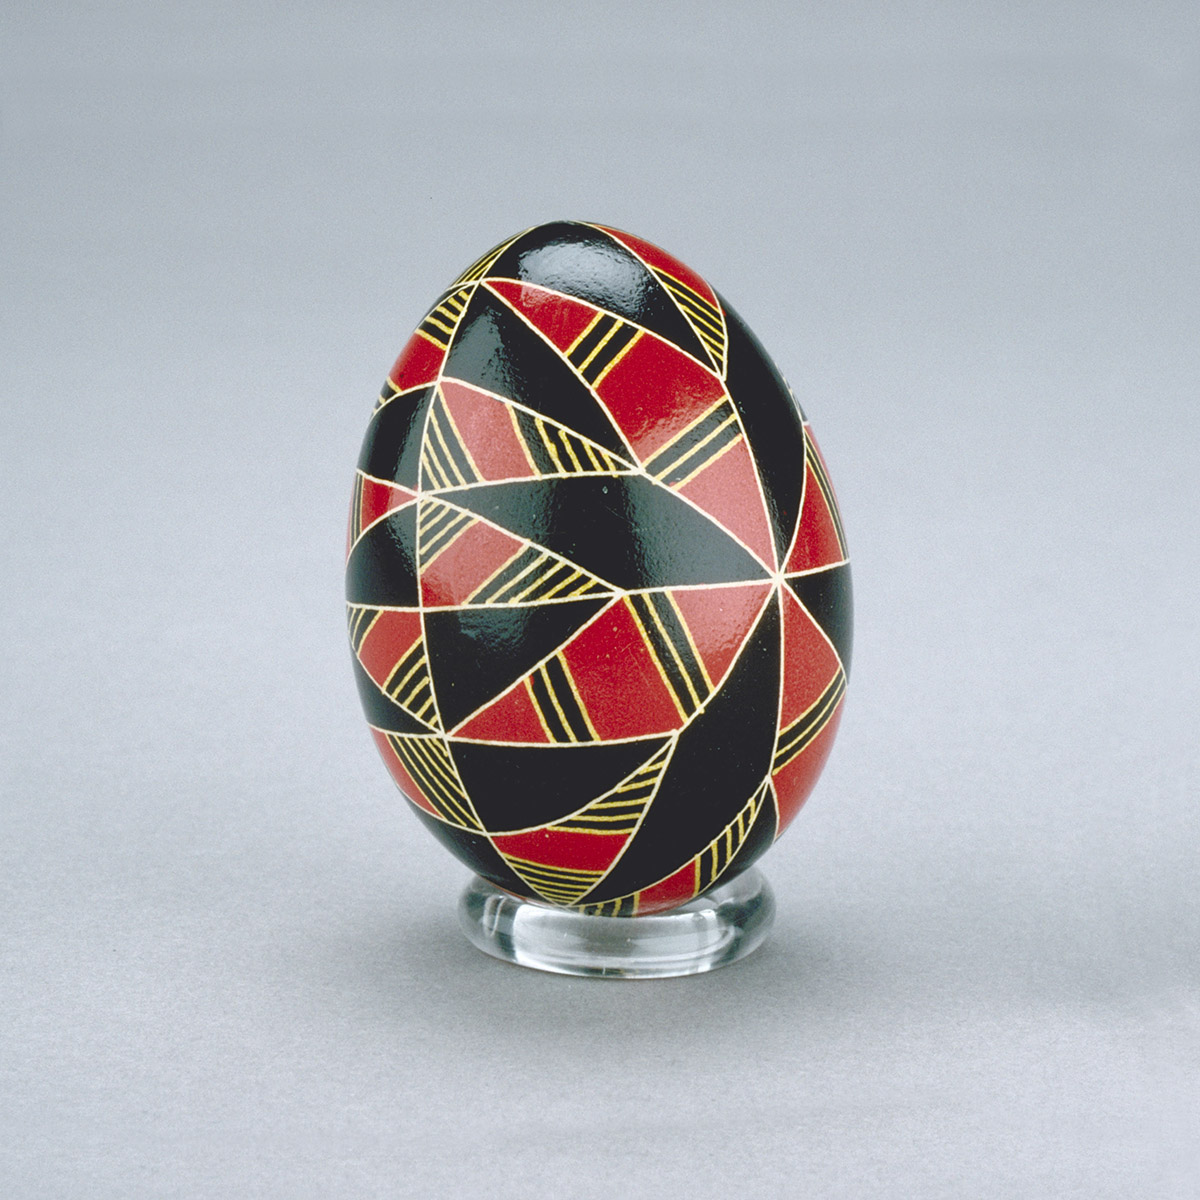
[457,868,774,978]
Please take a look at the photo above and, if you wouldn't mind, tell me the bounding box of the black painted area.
[588,592,782,901]
[424,598,609,731]
[786,562,853,675]
[351,655,431,735]
[489,221,709,364]
[450,738,669,833]
[718,293,808,564]
[442,286,629,457]
[407,806,533,897]
[345,506,418,607]
[357,386,434,489]
[446,476,769,590]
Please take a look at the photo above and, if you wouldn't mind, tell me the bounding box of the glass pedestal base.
[457,868,774,978]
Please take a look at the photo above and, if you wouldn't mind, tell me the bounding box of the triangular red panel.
[670,583,773,692]
[388,333,445,391]
[595,226,719,307]
[779,588,842,727]
[420,519,529,608]
[772,704,844,834]
[785,459,844,573]
[559,599,687,738]
[362,478,415,531]
[594,334,726,462]
[357,609,423,692]
[485,279,600,355]
[677,437,776,569]
[438,380,536,483]
[455,679,550,743]
[369,728,442,820]
[492,827,628,874]
[635,861,697,914]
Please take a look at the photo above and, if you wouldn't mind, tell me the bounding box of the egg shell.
[347,221,851,915]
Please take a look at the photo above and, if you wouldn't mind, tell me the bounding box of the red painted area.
[594,335,725,461]
[360,479,415,532]
[559,600,684,738]
[678,436,776,569]
[454,679,549,743]
[493,827,628,872]
[369,727,440,819]
[357,609,422,690]
[785,460,843,573]
[439,380,536,482]
[779,589,841,727]
[670,583,771,690]
[420,520,526,608]
[388,333,444,391]
[485,279,599,353]
[635,862,697,914]
[595,226,718,307]
[772,702,844,833]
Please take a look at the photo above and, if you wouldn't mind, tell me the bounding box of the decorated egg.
[347,222,851,915]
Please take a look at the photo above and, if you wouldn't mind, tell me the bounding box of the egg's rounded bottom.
[457,868,774,979]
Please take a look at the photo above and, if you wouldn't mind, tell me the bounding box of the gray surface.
[2,3,1198,1196]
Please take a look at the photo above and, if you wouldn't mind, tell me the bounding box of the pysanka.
[346,222,851,916]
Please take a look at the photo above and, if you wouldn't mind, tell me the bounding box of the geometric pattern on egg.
[347,221,851,915]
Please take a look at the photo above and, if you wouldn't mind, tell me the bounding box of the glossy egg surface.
[347,222,851,914]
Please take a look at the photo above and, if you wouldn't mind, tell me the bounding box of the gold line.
[639,597,705,710]
[577,322,621,371]
[565,311,605,357]
[590,329,642,387]
[557,655,599,741]
[538,664,578,744]
[534,416,567,473]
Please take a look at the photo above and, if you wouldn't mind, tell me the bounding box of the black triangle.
[718,293,808,563]
[786,562,853,675]
[406,806,534,898]
[449,737,669,834]
[424,598,609,731]
[345,505,418,608]
[441,287,629,457]
[587,591,781,902]
[350,654,433,735]
[357,385,434,490]
[489,222,710,365]
[446,476,769,590]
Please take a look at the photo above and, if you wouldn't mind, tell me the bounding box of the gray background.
[2,2,1197,1196]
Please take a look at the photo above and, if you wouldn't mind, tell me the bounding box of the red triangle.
[772,705,844,834]
[593,333,726,461]
[785,459,844,573]
[677,437,776,569]
[361,478,415,531]
[595,226,719,307]
[357,610,423,692]
[635,861,697,914]
[420,519,529,608]
[454,678,549,743]
[438,380,537,483]
[388,331,445,391]
[669,584,772,691]
[559,599,688,738]
[460,599,684,742]
[486,279,600,355]
[369,728,442,820]
[779,588,842,728]
[493,827,628,873]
